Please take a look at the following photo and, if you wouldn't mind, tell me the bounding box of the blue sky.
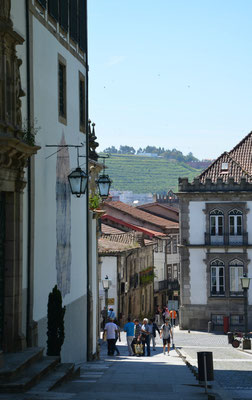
[88,1,252,159]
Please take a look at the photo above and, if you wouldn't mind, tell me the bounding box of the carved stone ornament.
[0,0,11,20]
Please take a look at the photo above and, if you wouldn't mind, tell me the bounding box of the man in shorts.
[160,318,173,355]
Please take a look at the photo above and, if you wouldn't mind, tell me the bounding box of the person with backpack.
[160,318,173,355]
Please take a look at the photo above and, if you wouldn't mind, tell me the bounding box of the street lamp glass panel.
[68,167,88,197]
[102,278,111,289]
[241,276,250,289]
[97,174,112,198]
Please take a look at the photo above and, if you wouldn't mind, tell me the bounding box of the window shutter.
[69,0,78,42]
[78,0,87,51]
[59,0,68,31]
[37,0,47,8]
[48,0,59,20]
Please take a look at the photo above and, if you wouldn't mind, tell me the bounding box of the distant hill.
[102,154,205,194]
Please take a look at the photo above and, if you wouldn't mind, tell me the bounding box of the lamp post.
[102,275,111,325]
[240,274,251,349]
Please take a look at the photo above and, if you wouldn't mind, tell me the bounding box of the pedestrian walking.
[140,318,151,356]
[108,307,115,320]
[103,318,118,356]
[114,319,121,356]
[170,310,177,327]
[149,318,160,350]
[124,317,135,356]
[131,319,142,355]
[160,318,173,355]
[154,305,161,326]
[101,306,106,330]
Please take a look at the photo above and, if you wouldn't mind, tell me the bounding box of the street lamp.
[102,275,111,324]
[68,167,88,197]
[240,274,251,349]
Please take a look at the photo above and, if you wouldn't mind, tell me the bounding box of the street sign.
[108,298,115,305]
[168,300,178,310]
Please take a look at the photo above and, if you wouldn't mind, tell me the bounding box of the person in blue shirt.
[123,317,135,356]
[108,308,115,320]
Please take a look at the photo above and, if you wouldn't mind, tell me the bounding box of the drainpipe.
[25,0,32,346]
[85,0,90,361]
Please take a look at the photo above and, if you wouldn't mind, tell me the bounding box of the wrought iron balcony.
[158,279,179,291]
[205,232,248,246]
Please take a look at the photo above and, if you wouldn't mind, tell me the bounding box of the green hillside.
[102,154,203,194]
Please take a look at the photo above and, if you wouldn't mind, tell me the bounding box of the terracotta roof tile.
[199,131,252,183]
[104,201,178,229]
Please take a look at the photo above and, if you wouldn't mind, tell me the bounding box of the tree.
[119,145,135,154]
[103,146,118,154]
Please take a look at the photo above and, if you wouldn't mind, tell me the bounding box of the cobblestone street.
[175,328,252,400]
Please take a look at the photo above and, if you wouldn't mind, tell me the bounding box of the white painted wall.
[91,218,98,355]
[189,201,205,245]
[100,257,118,317]
[189,249,207,304]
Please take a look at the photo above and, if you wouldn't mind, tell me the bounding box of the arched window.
[229,209,243,236]
[229,259,243,295]
[211,259,225,295]
[210,210,224,244]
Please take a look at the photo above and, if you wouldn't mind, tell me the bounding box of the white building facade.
[178,176,252,332]
[6,0,99,362]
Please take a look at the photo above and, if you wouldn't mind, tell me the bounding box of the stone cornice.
[178,177,252,193]
[0,137,40,170]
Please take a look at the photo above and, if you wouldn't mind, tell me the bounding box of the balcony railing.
[205,232,248,246]
[158,279,179,291]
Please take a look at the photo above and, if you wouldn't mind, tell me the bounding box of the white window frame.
[229,259,243,295]
[229,210,243,244]
[211,260,225,296]
[210,210,224,236]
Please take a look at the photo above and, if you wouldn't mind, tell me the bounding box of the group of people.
[103,315,173,357]
[155,305,178,326]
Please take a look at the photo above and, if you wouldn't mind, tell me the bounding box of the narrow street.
[52,329,252,400]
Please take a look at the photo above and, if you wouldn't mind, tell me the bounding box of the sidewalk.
[174,327,252,400]
[52,331,227,400]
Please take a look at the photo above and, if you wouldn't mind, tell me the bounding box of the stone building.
[99,226,154,326]
[178,132,252,331]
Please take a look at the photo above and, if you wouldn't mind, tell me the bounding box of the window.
[58,55,67,123]
[69,0,78,42]
[210,209,223,236]
[173,264,178,280]
[37,0,46,8]
[48,0,59,20]
[221,162,228,171]
[59,0,68,31]
[172,236,177,253]
[211,259,225,295]
[229,259,243,295]
[166,240,171,254]
[79,0,87,51]
[167,264,172,280]
[229,209,242,236]
[158,240,163,252]
[230,315,244,326]
[79,73,85,131]
[212,314,224,326]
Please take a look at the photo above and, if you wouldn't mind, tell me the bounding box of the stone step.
[28,362,79,392]
[0,347,44,383]
[0,356,59,393]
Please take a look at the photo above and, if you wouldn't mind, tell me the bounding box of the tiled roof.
[98,237,140,254]
[199,131,252,183]
[101,224,125,235]
[101,215,167,238]
[104,201,178,229]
